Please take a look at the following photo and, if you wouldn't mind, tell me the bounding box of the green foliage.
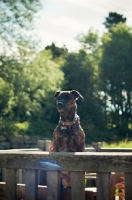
[0,118,17,136]
[103,12,126,31]
[99,23,132,138]
[15,122,29,132]
[102,140,132,148]
[45,43,68,59]
[61,49,104,144]
[0,78,11,114]
[31,50,64,94]
[0,8,132,144]
[14,121,56,138]
[27,49,64,122]
[0,0,42,47]
[0,49,64,138]
[0,0,64,139]
[76,28,100,55]
[0,50,64,121]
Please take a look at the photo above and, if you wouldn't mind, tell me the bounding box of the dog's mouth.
[58,108,68,113]
[57,106,68,112]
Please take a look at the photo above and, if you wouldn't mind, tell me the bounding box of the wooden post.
[125,172,132,200]
[47,171,60,200]
[17,169,23,183]
[5,168,17,200]
[2,168,6,182]
[71,171,85,200]
[96,172,110,200]
[25,169,38,200]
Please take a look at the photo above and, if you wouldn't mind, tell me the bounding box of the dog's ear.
[54,91,61,98]
[71,90,83,100]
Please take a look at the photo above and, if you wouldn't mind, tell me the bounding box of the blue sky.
[35,0,132,51]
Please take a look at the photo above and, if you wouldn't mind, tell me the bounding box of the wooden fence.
[0,150,132,200]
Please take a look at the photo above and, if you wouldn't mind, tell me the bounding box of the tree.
[103,12,126,31]
[76,28,99,55]
[99,23,132,139]
[45,43,68,59]
[76,28,100,77]
[0,78,11,115]
[0,49,64,137]
[0,0,45,136]
[61,49,104,143]
[0,0,42,51]
[25,50,64,137]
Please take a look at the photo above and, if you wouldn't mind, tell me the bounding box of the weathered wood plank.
[125,172,132,200]
[96,172,110,200]
[5,168,17,200]
[0,151,132,172]
[2,168,6,182]
[17,169,23,183]
[25,169,38,200]
[47,171,60,200]
[100,148,132,152]
[0,182,47,199]
[71,171,85,200]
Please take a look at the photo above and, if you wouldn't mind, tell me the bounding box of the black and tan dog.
[49,90,85,188]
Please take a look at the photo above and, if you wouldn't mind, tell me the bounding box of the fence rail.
[0,150,132,200]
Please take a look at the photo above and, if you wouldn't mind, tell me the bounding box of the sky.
[35,0,132,51]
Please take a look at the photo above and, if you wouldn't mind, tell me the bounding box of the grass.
[102,140,132,148]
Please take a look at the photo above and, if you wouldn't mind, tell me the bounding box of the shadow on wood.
[0,182,94,200]
[60,188,94,200]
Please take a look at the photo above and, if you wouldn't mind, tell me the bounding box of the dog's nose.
[58,102,63,107]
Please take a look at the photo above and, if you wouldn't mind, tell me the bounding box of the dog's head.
[54,90,83,112]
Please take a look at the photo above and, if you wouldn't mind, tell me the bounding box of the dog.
[49,90,85,188]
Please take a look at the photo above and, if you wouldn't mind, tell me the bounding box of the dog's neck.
[59,105,78,122]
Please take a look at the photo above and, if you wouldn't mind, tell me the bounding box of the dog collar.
[59,115,80,126]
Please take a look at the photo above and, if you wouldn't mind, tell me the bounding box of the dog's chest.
[55,125,82,152]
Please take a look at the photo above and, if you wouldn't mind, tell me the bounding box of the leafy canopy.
[0,0,42,52]
[103,12,126,31]
[99,23,132,137]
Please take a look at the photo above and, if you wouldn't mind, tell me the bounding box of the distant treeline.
[0,1,132,144]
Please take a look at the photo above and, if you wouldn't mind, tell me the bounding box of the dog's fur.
[49,90,85,187]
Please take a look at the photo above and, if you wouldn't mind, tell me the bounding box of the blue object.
[39,161,61,170]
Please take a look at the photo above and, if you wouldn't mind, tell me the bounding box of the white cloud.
[35,0,132,51]
[50,17,88,32]
[56,0,132,14]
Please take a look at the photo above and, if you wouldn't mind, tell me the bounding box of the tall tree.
[99,23,132,139]
[61,49,104,143]
[103,12,126,31]
[76,28,99,55]
[0,50,64,137]
[0,78,11,116]
[25,50,64,137]
[45,43,68,59]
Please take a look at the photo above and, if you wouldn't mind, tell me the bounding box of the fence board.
[1,151,132,172]
[96,172,110,200]
[47,171,60,200]
[2,169,6,182]
[125,172,132,200]
[25,169,38,200]
[0,182,47,199]
[5,168,17,200]
[1,151,132,200]
[17,169,23,183]
[71,171,85,200]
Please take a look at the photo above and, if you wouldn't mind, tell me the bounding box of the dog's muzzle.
[57,101,67,111]
[58,102,63,107]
